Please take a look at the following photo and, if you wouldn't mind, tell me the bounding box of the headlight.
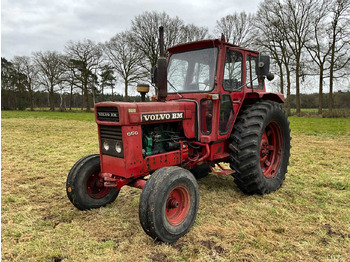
[115,142,122,153]
[103,141,110,151]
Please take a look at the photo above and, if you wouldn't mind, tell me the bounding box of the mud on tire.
[229,101,291,194]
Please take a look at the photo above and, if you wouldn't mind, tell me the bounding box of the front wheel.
[139,166,199,243]
[66,154,119,210]
[230,101,291,194]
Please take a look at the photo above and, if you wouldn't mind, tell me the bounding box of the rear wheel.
[139,166,199,243]
[66,154,119,210]
[229,101,291,194]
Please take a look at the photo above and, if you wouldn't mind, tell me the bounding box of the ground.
[1,111,350,261]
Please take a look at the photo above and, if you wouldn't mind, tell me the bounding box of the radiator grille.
[100,125,122,140]
[96,107,119,122]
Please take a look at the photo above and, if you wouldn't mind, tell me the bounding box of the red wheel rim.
[260,121,283,178]
[86,171,110,199]
[165,186,190,226]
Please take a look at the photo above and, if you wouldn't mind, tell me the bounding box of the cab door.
[218,48,244,137]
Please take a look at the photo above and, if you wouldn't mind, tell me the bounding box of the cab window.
[167,47,218,93]
[246,55,262,89]
[223,49,243,91]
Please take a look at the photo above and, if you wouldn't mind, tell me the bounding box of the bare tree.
[103,32,147,101]
[254,1,286,94]
[214,12,255,47]
[33,51,65,111]
[130,11,185,68]
[276,0,317,116]
[254,0,294,114]
[328,0,350,112]
[12,56,38,111]
[65,39,103,111]
[305,0,332,114]
[180,24,209,43]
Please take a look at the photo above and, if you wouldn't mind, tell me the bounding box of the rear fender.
[244,92,284,104]
[261,93,284,103]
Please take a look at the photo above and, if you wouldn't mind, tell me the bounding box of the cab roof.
[168,39,258,55]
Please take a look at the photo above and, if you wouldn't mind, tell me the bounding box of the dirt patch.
[171,242,185,251]
[51,256,64,262]
[323,224,350,239]
[200,239,216,249]
[200,239,227,258]
[150,252,173,262]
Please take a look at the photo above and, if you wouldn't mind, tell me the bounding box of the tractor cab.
[159,39,282,144]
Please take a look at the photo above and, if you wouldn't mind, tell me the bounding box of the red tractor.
[66,28,291,243]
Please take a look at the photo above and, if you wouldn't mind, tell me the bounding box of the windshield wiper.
[167,80,182,98]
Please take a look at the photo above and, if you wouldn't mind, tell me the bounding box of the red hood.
[94,101,196,126]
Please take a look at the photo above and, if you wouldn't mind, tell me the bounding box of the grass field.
[289,108,350,118]
[1,111,350,261]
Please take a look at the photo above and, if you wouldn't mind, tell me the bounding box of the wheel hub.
[165,186,190,226]
[260,122,283,179]
[86,172,111,199]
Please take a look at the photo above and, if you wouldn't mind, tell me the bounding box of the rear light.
[207,94,219,100]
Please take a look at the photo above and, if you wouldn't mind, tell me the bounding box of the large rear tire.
[229,101,291,194]
[66,154,119,210]
[139,166,199,243]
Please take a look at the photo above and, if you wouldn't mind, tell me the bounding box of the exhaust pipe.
[157,26,167,101]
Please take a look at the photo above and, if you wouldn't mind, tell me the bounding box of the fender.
[245,92,284,103]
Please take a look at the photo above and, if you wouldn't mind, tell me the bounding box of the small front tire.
[139,166,199,243]
[66,154,119,210]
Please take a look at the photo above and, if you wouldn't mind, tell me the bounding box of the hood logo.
[142,112,184,122]
[98,112,118,117]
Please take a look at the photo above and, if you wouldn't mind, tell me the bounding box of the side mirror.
[258,55,270,76]
[258,55,274,81]
[151,66,158,85]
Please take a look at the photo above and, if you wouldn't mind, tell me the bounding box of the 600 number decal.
[127,131,138,136]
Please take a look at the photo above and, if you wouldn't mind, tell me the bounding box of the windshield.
[167,47,218,93]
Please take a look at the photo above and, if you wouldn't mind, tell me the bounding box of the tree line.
[2,0,349,114]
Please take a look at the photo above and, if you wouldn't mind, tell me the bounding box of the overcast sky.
[1,0,261,59]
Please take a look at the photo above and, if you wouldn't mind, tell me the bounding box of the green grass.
[2,111,350,261]
[289,116,350,136]
[290,108,350,118]
[24,107,85,111]
[1,110,95,122]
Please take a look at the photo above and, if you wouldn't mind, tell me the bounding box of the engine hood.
[94,101,196,126]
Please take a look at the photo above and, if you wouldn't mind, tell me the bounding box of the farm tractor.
[66,27,291,243]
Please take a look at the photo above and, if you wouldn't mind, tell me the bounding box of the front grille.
[96,107,119,122]
[99,125,123,158]
[100,125,122,140]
